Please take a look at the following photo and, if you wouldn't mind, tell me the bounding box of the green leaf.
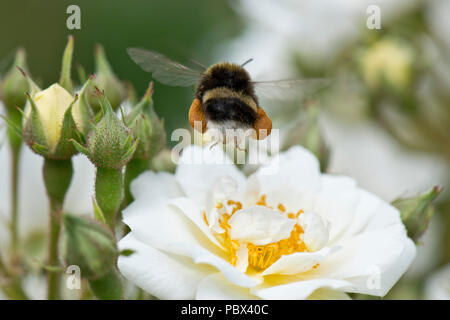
[119,249,135,257]
[88,268,123,300]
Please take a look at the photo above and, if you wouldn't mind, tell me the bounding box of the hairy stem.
[43,159,73,300]
[95,167,123,231]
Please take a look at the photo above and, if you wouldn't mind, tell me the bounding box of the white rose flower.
[118,145,415,300]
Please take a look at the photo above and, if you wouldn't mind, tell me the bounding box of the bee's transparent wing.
[252,78,330,101]
[127,48,203,87]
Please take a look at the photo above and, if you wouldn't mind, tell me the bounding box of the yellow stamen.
[210,195,308,272]
[203,211,209,226]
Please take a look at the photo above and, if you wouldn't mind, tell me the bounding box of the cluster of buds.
[72,89,138,169]
[0,35,168,299]
[124,82,166,161]
[87,45,125,113]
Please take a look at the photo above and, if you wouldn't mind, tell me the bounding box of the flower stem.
[43,159,73,300]
[9,145,21,256]
[6,106,23,258]
[95,167,123,231]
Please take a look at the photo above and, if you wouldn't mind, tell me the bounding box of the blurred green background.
[0,0,242,134]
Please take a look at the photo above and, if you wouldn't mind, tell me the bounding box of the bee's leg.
[209,140,219,150]
[189,98,207,133]
[253,107,272,140]
[234,136,247,152]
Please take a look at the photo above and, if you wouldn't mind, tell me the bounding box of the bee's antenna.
[189,59,207,71]
[241,58,253,67]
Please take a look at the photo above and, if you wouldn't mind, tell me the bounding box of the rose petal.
[246,146,321,212]
[262,246,339,276]
[172,242,262,288]
[311,182,361,244]
[309,224,416,296]
[196,273,259,300]
[228,206,296,245]
[118,233,211,299]
[175,145,246,206]
[169,197,224,249]
[252,278,353,300]
[130,171,184,206]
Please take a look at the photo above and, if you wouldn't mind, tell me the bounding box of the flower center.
[205,195,308,272]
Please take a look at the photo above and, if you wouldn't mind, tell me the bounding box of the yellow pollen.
[203,211,209,226]
[211,194,308,272]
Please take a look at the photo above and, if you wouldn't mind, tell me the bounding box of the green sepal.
[23,93,48,155]
[71,139,90,157]
[125,82,166,160]
[59,35,74,94]
[120,139,139,165]
[17,66,40,96]
[0,113,22,137]
[92,198,106,224]
[31,142,48,154]
[52,95,80,159]
[392,186,443,243]
[77,64,87,84]
[74,74,95,136]
[83,90,136,169]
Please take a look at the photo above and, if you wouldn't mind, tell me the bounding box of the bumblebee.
[128,48,325,144]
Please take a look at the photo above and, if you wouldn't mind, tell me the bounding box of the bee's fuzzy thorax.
[195,62,257,103]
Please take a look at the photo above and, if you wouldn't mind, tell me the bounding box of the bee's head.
[200,62,254,97]
[206,63,250,87]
